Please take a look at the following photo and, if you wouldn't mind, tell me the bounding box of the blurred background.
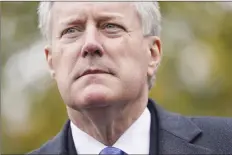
[1,1,232,154]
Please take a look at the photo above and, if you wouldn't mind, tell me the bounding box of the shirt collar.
[71,107,151,154]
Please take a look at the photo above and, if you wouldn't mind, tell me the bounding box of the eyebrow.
[59,16,86,26]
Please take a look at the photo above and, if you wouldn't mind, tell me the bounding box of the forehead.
[52,2,139,20]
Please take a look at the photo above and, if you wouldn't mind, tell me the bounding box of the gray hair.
[37,1,162,89]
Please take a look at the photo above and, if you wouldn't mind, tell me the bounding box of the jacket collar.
[148,99,214,154]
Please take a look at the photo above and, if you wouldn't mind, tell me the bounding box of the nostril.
[83,51,88,57]
[82,49,102,57]
[95,50,102,57]
[81,43,104,58]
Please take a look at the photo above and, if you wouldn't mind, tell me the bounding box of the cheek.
[108,36,148,69]
[104,36,148,82]
[53,44,79,83]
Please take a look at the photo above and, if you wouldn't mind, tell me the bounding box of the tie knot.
[99,146,128,155]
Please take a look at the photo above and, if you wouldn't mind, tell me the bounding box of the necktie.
[99,146,128,155]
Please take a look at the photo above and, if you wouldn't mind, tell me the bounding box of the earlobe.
[44,46,55,78]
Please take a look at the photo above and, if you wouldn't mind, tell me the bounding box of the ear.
[45,45,55,78]
[147,36,162,77]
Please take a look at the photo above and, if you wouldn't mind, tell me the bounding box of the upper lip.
[77,69,111,79]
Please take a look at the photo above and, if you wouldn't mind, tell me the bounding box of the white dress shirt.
[70,107,151,154]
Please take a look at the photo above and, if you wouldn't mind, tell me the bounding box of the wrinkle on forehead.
[52,2,138,21]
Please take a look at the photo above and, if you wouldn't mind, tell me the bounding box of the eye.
[105,23,118,29]
[102,23,124,33]
[61,27,83,37]
[65,28,77,34]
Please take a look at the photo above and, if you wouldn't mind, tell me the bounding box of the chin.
[79,84,114,108]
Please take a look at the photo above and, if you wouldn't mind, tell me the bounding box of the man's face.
[46,2,161,110]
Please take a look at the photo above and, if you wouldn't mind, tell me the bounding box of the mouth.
[77,69,113,79]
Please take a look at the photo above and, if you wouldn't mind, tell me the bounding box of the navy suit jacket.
[29,99,232,154]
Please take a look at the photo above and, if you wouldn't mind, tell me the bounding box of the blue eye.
[105,23,118,29]
[66,28,77,34]
[61,26,83,38]
[62,27,78,36]
[102,23,124,34]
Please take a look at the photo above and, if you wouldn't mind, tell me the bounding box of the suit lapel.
[67,121,78,154]
[148,99,214,154]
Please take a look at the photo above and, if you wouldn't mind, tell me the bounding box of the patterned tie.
[99,146,128,155]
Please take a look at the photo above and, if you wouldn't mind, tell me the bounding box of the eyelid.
[104,23,117,27]
[61,26,83,37]
[102,23,125,31]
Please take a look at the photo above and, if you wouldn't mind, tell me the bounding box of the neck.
[67,90,148,145]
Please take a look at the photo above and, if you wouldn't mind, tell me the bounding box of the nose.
[80,26,104,58]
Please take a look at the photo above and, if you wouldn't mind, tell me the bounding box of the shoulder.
[190,116,232,133]
[27,120,70,154]
[27,133,63,154]
[189,116,232,152]
[27,142,50,154]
